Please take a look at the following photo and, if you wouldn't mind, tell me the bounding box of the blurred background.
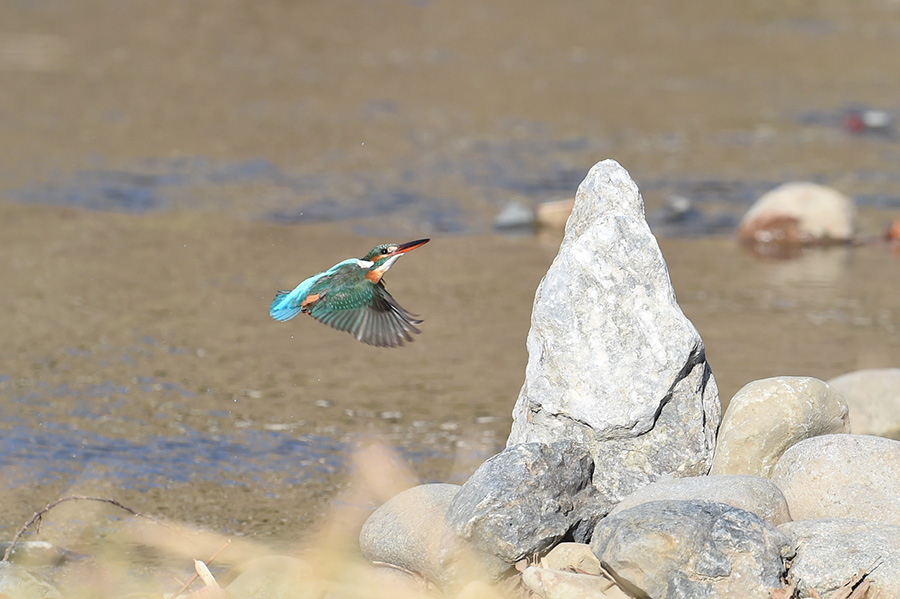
[1,0,899,553]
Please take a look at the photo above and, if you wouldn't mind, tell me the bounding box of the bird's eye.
[381,247,390,255]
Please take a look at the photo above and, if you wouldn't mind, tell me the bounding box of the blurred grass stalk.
[9,443,508,598]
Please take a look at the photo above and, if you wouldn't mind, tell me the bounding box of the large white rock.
[508,159,720,510]
[827,368,900,438]
[710,376,850,478]
[772,434,900,524]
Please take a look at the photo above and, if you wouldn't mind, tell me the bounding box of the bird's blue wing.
[270,259,360,322]
[270,274,321,321]
[270,290,302,321]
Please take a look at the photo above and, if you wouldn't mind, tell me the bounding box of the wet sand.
[1,0,900,550]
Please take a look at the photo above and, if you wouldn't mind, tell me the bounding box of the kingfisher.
[270,239,430,347]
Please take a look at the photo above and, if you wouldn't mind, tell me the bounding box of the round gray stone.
[359,483,461,586]
[772,434,900,524]
[780,519,900,598]
[608,474,791,525]
[591,500,789,599]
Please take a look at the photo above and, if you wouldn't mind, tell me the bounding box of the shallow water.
[1,0,899,551]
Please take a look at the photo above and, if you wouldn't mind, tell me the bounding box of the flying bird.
[270,239,430,347]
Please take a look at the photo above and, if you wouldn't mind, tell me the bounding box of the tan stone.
[827,368,900,439]
[710,376,849,478]
[540,542,601,576]
[522,567,630,599]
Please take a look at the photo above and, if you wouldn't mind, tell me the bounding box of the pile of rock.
[360,161,900,599]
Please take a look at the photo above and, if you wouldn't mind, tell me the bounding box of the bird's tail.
[270,290,302,322]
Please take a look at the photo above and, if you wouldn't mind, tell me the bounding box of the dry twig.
[2,495,165,562]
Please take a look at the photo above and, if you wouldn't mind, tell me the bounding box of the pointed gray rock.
[509,159,720,512]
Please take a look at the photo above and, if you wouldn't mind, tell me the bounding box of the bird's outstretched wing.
[307,280,422,347]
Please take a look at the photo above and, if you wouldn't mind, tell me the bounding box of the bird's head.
[361,238,430,280]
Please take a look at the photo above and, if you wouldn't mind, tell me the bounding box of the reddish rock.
[886,219,900,243]
[737,182,856,258]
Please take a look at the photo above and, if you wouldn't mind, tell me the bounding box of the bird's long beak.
[369,238,429,280]
[390,238,430,256]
